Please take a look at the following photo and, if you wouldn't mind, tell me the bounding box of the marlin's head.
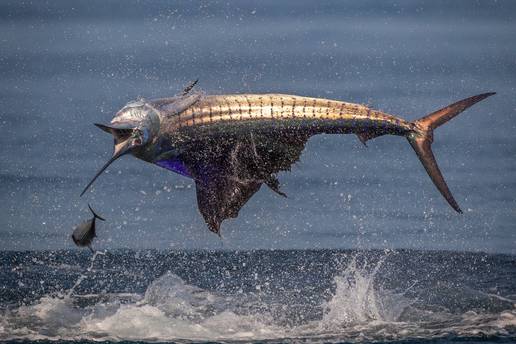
[80,99,161,196]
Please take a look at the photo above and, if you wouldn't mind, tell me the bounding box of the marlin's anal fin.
[356,132,383,146]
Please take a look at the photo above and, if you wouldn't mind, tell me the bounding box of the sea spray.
[320,254,413,329]
[67,250,106,298]
[5,251,110,337]
[142,272,224,319]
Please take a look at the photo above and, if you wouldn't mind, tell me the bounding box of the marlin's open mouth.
[94,123,136,142]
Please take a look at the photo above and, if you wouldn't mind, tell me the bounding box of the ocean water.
[1,250,515,343]
[0,0,515,343]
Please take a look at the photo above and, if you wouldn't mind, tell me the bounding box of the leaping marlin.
[81,81,495,234]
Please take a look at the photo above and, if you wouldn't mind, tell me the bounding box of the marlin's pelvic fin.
[265,175,287,198]
[407,92,496,213]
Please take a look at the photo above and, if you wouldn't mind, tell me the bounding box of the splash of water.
[79,271,283,341]
[320,255,412,328]
[1,253,514,342]
[67,250,106,298]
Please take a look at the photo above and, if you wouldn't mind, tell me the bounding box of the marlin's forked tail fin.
[408,92,496,213]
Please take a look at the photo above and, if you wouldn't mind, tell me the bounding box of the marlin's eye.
[131,129,144,145]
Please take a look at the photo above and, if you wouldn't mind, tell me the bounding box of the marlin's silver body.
[108,93,415,164]
[82,83,494,233]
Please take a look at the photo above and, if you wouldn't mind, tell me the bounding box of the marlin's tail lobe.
[408,92,495,212]
[88,204,106,221]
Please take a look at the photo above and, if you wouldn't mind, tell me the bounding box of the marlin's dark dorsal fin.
[158,93,202,118]
[177,131,308,234]
[182,79,199,96]
[146,79,200,116]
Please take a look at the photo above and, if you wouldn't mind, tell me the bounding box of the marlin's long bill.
[80,140,133,196]
[82,85,495,233]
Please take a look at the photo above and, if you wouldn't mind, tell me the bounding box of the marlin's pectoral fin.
[155,155,192,178]
[154,150,176,162]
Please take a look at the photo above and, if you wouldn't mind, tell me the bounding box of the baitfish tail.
[88,204,106,221]
[407,92,495,213]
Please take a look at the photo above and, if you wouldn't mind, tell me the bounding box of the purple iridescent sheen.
[155,157,191,177]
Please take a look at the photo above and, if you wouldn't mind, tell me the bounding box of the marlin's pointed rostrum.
[81,81,495,234]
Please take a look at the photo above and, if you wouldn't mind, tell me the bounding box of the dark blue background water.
[0,2,515,342]
[0,1,515,252]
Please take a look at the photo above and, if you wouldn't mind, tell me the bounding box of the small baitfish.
[71,204,105,252]
[81,81,495,234]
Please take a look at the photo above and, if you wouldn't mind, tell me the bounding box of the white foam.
[79,272,284,341]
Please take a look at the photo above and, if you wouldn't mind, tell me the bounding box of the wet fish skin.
[84,86,495,233]
[71,204,105,253]
[160,94,416,139]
